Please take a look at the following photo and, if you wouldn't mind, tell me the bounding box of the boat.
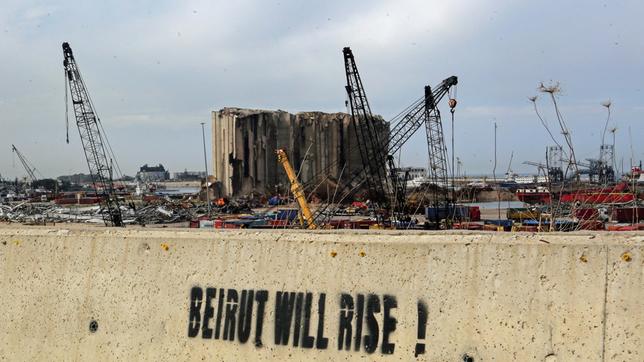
[516,186,551,204]
[559,182,635,204]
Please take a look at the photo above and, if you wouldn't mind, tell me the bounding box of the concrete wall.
[0,226,641,361]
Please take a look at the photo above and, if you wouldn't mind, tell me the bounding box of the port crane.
[523,161,549,175]
[11,144,40,185]
[311,48,457,226]
[391,79,457,224]
[342,47,457,220]
[342,47,392,208]
[62,42,123,227]
[276,149,317,229]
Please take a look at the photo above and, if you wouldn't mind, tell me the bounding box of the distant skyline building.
[136,164,170,182]
[57,173,94,184]
[395,167,427,180]
[172,169,206,181]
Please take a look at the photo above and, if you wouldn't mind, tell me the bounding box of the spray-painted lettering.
[188,286,419,356]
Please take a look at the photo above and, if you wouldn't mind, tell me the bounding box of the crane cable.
[448,85,457,225]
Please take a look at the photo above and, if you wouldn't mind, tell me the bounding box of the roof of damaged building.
[213,107,384,121]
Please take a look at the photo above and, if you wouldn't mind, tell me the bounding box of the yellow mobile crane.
[276,149,317,229]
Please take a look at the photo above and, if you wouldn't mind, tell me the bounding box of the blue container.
[484,219,513,228]
[277,208,299,221]
[425,205,470,220]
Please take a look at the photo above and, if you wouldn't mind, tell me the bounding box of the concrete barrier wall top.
[0,226,642,361]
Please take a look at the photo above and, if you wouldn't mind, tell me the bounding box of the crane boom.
[11,144,38,184]
[343,47,392,206]
[387,76,457,156]
[62,42,123,227]
[277,149,317,229]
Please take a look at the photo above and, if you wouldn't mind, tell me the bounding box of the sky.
[0,0,642,180]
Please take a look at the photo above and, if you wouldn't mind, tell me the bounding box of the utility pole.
[201,122,211,218]
[493,122,500,221]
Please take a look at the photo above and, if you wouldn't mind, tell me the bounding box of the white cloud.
[23,5,56,21]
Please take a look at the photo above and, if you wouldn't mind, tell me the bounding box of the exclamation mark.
[415,301,428,357]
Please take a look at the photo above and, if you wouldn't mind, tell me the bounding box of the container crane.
[276,149,317,229]
[11,144,39,185]
[62,42,123,227]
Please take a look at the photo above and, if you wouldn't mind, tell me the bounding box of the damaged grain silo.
[211,107,388,199]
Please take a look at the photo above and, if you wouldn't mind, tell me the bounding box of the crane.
[343,47,392,208]
[62,42,123,227]
[523,160,547,169]
[387,76,458,155]
[310,47,457,225]
[523,160,552,182]
[343,47,458,212]
[11,144,39,184]
[505,151,514,178]
[423,83,453,217]
[276,149,317,229]
[387,76,458,216]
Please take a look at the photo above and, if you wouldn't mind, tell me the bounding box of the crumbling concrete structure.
[211,107,386,198]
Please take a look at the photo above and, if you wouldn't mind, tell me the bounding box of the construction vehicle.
[62,42,123,227]
[11,144,40,185]
[276,149,317,229]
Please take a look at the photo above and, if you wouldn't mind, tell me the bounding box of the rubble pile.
[0,202,104,224]
[133,200,202,225]
[0,198,259,226]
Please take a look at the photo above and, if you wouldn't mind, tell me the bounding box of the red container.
[611,207,643,223]
[269,219,289,227]
[468,207,481,221]
[575,208,599,220]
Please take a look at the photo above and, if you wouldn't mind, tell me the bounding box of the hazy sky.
[1,0,642,180]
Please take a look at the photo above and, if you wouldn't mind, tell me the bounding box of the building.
[172,170,206,181]
[211,107,387,198]
[58,173,93,185]
[136,164,169,182]
[396,167,427,181]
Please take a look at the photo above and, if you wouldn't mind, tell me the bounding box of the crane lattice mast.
[62,42,123,227]
[343,47,392,207]
[424,84,451,212]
